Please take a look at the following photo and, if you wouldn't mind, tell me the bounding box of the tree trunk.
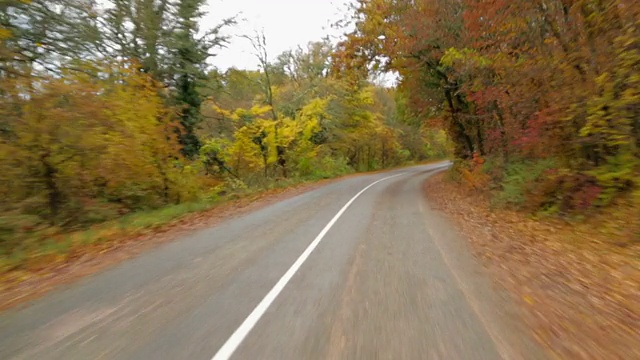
[444,89,474,158]
[41,153,61,225]
[495,102,510,162]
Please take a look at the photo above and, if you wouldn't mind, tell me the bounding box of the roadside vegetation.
[338,0,640,239]
[0,1,451,278]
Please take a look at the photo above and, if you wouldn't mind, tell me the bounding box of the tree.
[167,0,233,158]
[335,0,480,159]
[104,0,171,77]
[1,0,104,76]
[243,31,288,176]
[0,61,194,226]
[338,0,640,213]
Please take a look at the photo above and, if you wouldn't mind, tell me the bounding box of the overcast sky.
[202,0,353,70]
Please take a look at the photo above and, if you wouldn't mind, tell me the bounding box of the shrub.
[491,158,558,209]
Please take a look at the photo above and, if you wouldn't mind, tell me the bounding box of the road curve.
[0,162,545,360]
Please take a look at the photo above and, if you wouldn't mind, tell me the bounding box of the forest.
[337,0,640,226]
[2,0,639,269]
[0,0,450,265]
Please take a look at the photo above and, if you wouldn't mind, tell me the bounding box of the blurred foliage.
[0,3,450,262]
[339,0,640,224]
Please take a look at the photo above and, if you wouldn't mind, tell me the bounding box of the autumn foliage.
[339,0,640,219]
[0,62,211,250]
[0,2,451,264]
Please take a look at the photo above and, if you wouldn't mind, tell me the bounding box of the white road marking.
[211,172,407,360]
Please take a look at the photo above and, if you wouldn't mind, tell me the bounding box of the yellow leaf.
[0,28,11,40]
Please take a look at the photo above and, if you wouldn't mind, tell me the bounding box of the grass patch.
[0,198,223,274]
[116,201,214,230]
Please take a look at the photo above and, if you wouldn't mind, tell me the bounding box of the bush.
[447,158,472,183]
[529,171,604,215]
[0,214,43,255]
[301,155,353,180]
[491,158,558,209]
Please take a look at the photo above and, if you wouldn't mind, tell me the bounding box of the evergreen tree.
[168,0,232,158]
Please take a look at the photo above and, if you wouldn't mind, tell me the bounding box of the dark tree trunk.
[41,153,61,225]
[444,89,474,158]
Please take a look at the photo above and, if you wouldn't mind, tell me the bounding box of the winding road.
[0,162,544,359]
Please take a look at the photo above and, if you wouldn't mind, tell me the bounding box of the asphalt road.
[0,162,545,360]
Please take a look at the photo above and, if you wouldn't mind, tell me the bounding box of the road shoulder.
[423,172,640,359]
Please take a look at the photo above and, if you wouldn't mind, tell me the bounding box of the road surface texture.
[0,163,545,360]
